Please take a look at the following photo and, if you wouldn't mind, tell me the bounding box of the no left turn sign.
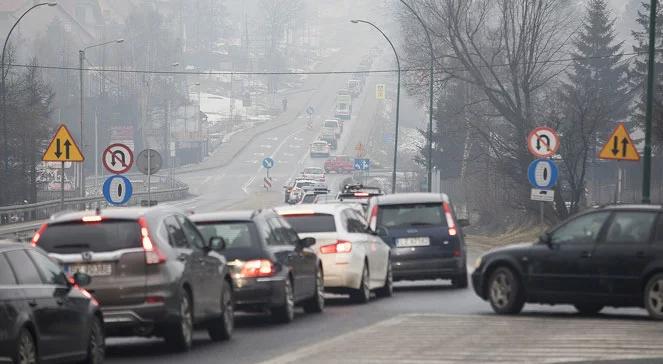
[527,127,560,158]
[103,143,134,174]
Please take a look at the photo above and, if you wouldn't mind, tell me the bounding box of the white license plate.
[396,237,430,247]
[67,263,112,276]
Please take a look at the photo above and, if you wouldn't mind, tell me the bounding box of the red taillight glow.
[78,287,98,306]
[453,249,461,257]
[443,203,457,236]
[145,296,165,304]
[369,205,379,231]
[82,216,103,222]
[240,259,274,278]
[354,192,369,197]
[138,217,166,265]
[31,224,48,246]
[320,240,352,254]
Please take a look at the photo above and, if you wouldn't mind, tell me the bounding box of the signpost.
[527,127,560,158]
[42,124,84,209]
[527,159,558,189]
[136,149,162,206]
[354,159,370,170]
[355,143,366,158]
[598,123,641,202]
[102,143,134,174]
[262,157,274,191]
[376,84,386,100]
[527,126,560,225]
[102,175,133,206]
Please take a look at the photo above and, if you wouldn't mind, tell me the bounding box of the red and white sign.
[264,177,272,190]
[102,143,134,174]
[527,127,560,158]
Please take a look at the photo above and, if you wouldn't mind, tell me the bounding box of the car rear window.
[377,203,447,228]
[196,222,259,250]
[38,220,141,253]
[281,214,336,233]
[324,121,337,127]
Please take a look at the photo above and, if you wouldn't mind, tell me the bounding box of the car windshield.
[377,204,446,228]
[281,214,336,233]
[195,221,258,250]
[37,220,141,253]
[324,121,337,128]
[302,194,317,203]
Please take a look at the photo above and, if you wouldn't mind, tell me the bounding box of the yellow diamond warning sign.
[598,123,640,161]
[42,124,84,162]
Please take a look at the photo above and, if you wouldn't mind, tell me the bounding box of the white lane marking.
[241,175,256,194]
[202,176,212,184]
[267,137,279,141]
[259,144,272,149]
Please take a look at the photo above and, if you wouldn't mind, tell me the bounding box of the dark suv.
[472,204,663,319]
[191,209,324,323]
[367,193,469,288]
[0,241,103,364]
[33,207,234,351]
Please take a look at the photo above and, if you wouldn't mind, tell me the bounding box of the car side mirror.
[457,219,470,227]
[539,233,552,246]
[209,237,227,251]
[73,272,92,287]
[298,237,316,249]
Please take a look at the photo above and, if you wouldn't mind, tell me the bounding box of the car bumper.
[101,301,178,336]
[233,275,287,310]
[392,256,465,281]
[319,253,364,290]
[471,270,485,299]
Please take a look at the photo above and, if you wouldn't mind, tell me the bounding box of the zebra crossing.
[261,313,663,364]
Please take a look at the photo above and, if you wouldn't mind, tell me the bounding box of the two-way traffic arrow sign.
[43,124,84,162]
[598,123,640,161]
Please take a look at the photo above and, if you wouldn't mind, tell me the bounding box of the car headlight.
[473,256,483,269]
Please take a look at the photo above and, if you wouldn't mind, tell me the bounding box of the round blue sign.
[102,175,133,205]
[262,157,275,169]
[528,159,558,189]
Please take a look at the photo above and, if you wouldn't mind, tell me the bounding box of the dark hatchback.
[0,241,103,364]
[33,207,234,351]
[191,209,324,323]
[472,204,663,319]
[367,193,469,288]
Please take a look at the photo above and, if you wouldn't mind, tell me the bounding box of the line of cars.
[1,188,472,363]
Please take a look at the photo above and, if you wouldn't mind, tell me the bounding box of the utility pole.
[642,0,657,203]
[79,50,85,197]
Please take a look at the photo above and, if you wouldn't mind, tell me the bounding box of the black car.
[472,204,663,319]
[0,240,104,364]
[33,207,234,351]
[367,193,469,288]
[191,209,324,323]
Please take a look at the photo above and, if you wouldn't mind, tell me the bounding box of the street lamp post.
[350,19,401,194]
[79,38,124,197]
[399,0,434,192]
[642,0,657,203]
[1,2,58,205]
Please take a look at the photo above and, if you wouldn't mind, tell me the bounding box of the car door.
[0,253,23,363]
[5,249,66,360]
[177,215,222,318]
[28,249,89,357]
[592,211,659,299]
[355,209,390,287]
[267,217,307,301]
[526,211,610,300]
[344,209,384,288]
[280,217,317,297]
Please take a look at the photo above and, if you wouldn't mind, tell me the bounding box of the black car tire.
[15,328,37,364]
[488,267,525,315]
[272,279,295,324]
[208,280,234,341]
[302,267,325,313]
[644,273,663,320]
[80,316,105,364]
[452,272,468,289]
[164,290,194,352]
[350,263,371,304]
[574,303,604,315]
[375,261,393,298]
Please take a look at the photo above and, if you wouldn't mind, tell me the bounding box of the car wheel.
[350,263,370,304]
[488,267,525,315]
[302,267,325,313]
[208,280,234,341]
[272,278,295,323]
[375,261,393,298]
[164,289,194,351]
[574,303,603,315]
[452,271,468,289]
[644,273,663,320]
[15,329,37,364]
[79,316,105,364]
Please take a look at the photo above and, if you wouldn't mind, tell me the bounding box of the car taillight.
[443,203,457,236]
[369,205,378,231]
[240,259,274,278]
[82,216,103,222]
[31,224,48,246]
[320,240,352,254]
[138,217,166,265]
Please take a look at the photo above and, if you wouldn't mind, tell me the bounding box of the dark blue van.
[366,193,469,288]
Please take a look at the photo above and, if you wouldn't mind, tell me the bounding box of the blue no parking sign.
[103,175,133,205]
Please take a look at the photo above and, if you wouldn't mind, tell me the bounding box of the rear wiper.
[408,222,435,226]
[53,244,90,249]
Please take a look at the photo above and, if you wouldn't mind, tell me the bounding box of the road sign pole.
[643,0,657,203]
[147,149,151,204]
[540,202,544,226]
[60,161,65,210]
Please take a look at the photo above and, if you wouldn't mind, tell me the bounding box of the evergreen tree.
[559,0,629,215]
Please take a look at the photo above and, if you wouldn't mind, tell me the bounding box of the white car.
[301,167,325,181]
[310,140,331,158]
[276,204,392,303]
[323,119,342,138]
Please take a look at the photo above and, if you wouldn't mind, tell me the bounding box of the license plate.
[396,237,430,247]
[66,263,112,276]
